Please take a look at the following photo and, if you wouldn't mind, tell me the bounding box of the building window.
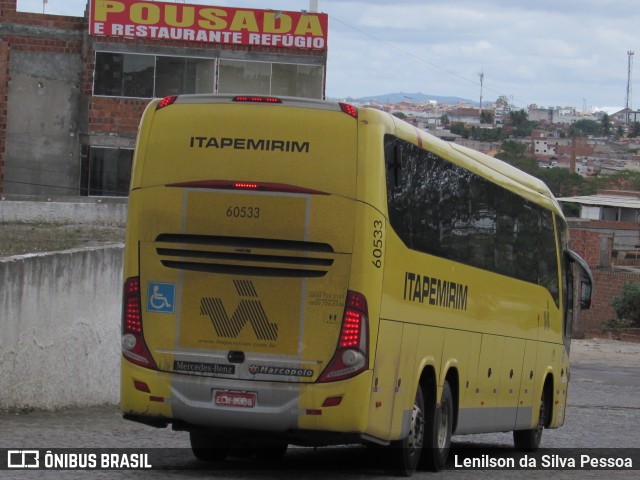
[94,53,323,99]
[88,147,133,197]
[93,52,215,98]
[218,59,323,99]
[217,59,271,95]
[94,52,154,97]
[272,63,323,98]
[155,56,215,97]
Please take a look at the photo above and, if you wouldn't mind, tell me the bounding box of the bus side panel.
[366,320,403,439]
[534,342,568,429]
[497,337,526,428]
[389,323,420,440]
[440,330,480,433]
[514,340,537,430]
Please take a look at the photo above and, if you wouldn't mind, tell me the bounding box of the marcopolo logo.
[248,364,314,378]
[200,280,278,341]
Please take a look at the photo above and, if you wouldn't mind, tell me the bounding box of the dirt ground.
[571,337,640,367]
[0,222,125,258]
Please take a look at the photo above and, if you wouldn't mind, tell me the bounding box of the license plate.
[214,390,257,409]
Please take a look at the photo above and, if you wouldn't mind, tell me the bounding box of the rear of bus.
[121,95,380,445]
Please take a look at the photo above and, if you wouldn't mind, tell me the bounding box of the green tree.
[480,110,494,124]
[538,167,585,197]
[496,139,527,158]
[392,111,407,120]
[610,282,640,327]
[630,121,640,138]
[568,119,601,137]
[440,114,450,126]
[507,110,534,137]
[589,170,640,191]
[601,113,611,136]
[450,122,469,138]
[495,139,587,197]
[508,110,528,126]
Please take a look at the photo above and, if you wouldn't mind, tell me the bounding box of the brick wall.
[569,228,612,267]
[570,225,640,331]
[1,0,328,195]
[578,267,640,331]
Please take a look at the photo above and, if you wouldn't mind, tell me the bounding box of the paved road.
[1,339,638,478]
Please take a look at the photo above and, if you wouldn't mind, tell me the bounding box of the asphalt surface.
[1,338,638,479]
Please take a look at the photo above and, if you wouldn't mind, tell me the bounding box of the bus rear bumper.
[121,360,373,437]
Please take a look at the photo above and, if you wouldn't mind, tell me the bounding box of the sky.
[16,0,640,111]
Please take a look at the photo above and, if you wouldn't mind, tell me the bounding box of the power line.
[328,14,529,108]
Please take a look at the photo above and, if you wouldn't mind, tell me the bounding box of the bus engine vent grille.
[155,234,335,278]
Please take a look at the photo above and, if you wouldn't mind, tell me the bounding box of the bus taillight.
[122,277,157,369]
[339,102,358,119]
[318,291,369,383]
[157,95,178,110]
[232,95,282,104]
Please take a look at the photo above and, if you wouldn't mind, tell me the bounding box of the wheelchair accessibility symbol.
[147,282,175,314]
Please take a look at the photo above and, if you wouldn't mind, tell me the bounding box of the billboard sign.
[89,0,328,50]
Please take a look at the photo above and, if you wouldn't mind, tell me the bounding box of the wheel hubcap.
[436,398,450,450]
[407,400,425,452]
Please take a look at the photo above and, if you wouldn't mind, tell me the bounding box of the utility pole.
[626,50,634,125]
[478,69,484,114]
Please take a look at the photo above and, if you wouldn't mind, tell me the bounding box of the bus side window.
[384,136,403,189]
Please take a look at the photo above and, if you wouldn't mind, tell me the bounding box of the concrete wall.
[4,50,85,196]
[0,246,123,410]
[0,199,127,224]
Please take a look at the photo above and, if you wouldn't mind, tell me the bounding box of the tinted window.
[94,52,154,98]
[385,135,559,304]
[88,147,133,197]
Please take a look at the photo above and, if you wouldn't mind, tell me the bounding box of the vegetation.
[0,222,125,257]
[494,139,640,201]
[495,140,585,197]
[480,110,494,125]
[610,282,640,328]
[507,110,535,137]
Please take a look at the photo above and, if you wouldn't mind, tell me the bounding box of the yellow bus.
[120,94,592,474]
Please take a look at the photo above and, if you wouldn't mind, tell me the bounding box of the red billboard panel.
[89,0,328,50]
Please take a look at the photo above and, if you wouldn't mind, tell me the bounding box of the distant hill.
[344,92,483,106]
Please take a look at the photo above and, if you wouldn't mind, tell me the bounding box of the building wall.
[0,0,327,196]
[569,226,640,332]
[0,0,85,196]
[578,268,640,331]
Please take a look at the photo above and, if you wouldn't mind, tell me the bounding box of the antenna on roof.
[625,50,634,125]
[478,69,484,114]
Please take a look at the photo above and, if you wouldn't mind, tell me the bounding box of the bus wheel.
[421,380,453,471]
[189,431,230,462]
[513,390,547,451]
[388,385,425,476]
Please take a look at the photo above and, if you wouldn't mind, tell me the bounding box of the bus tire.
[189,431,230,462]
[513,387,548,451]
[388,385,425,476]
[421,380,453,471]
